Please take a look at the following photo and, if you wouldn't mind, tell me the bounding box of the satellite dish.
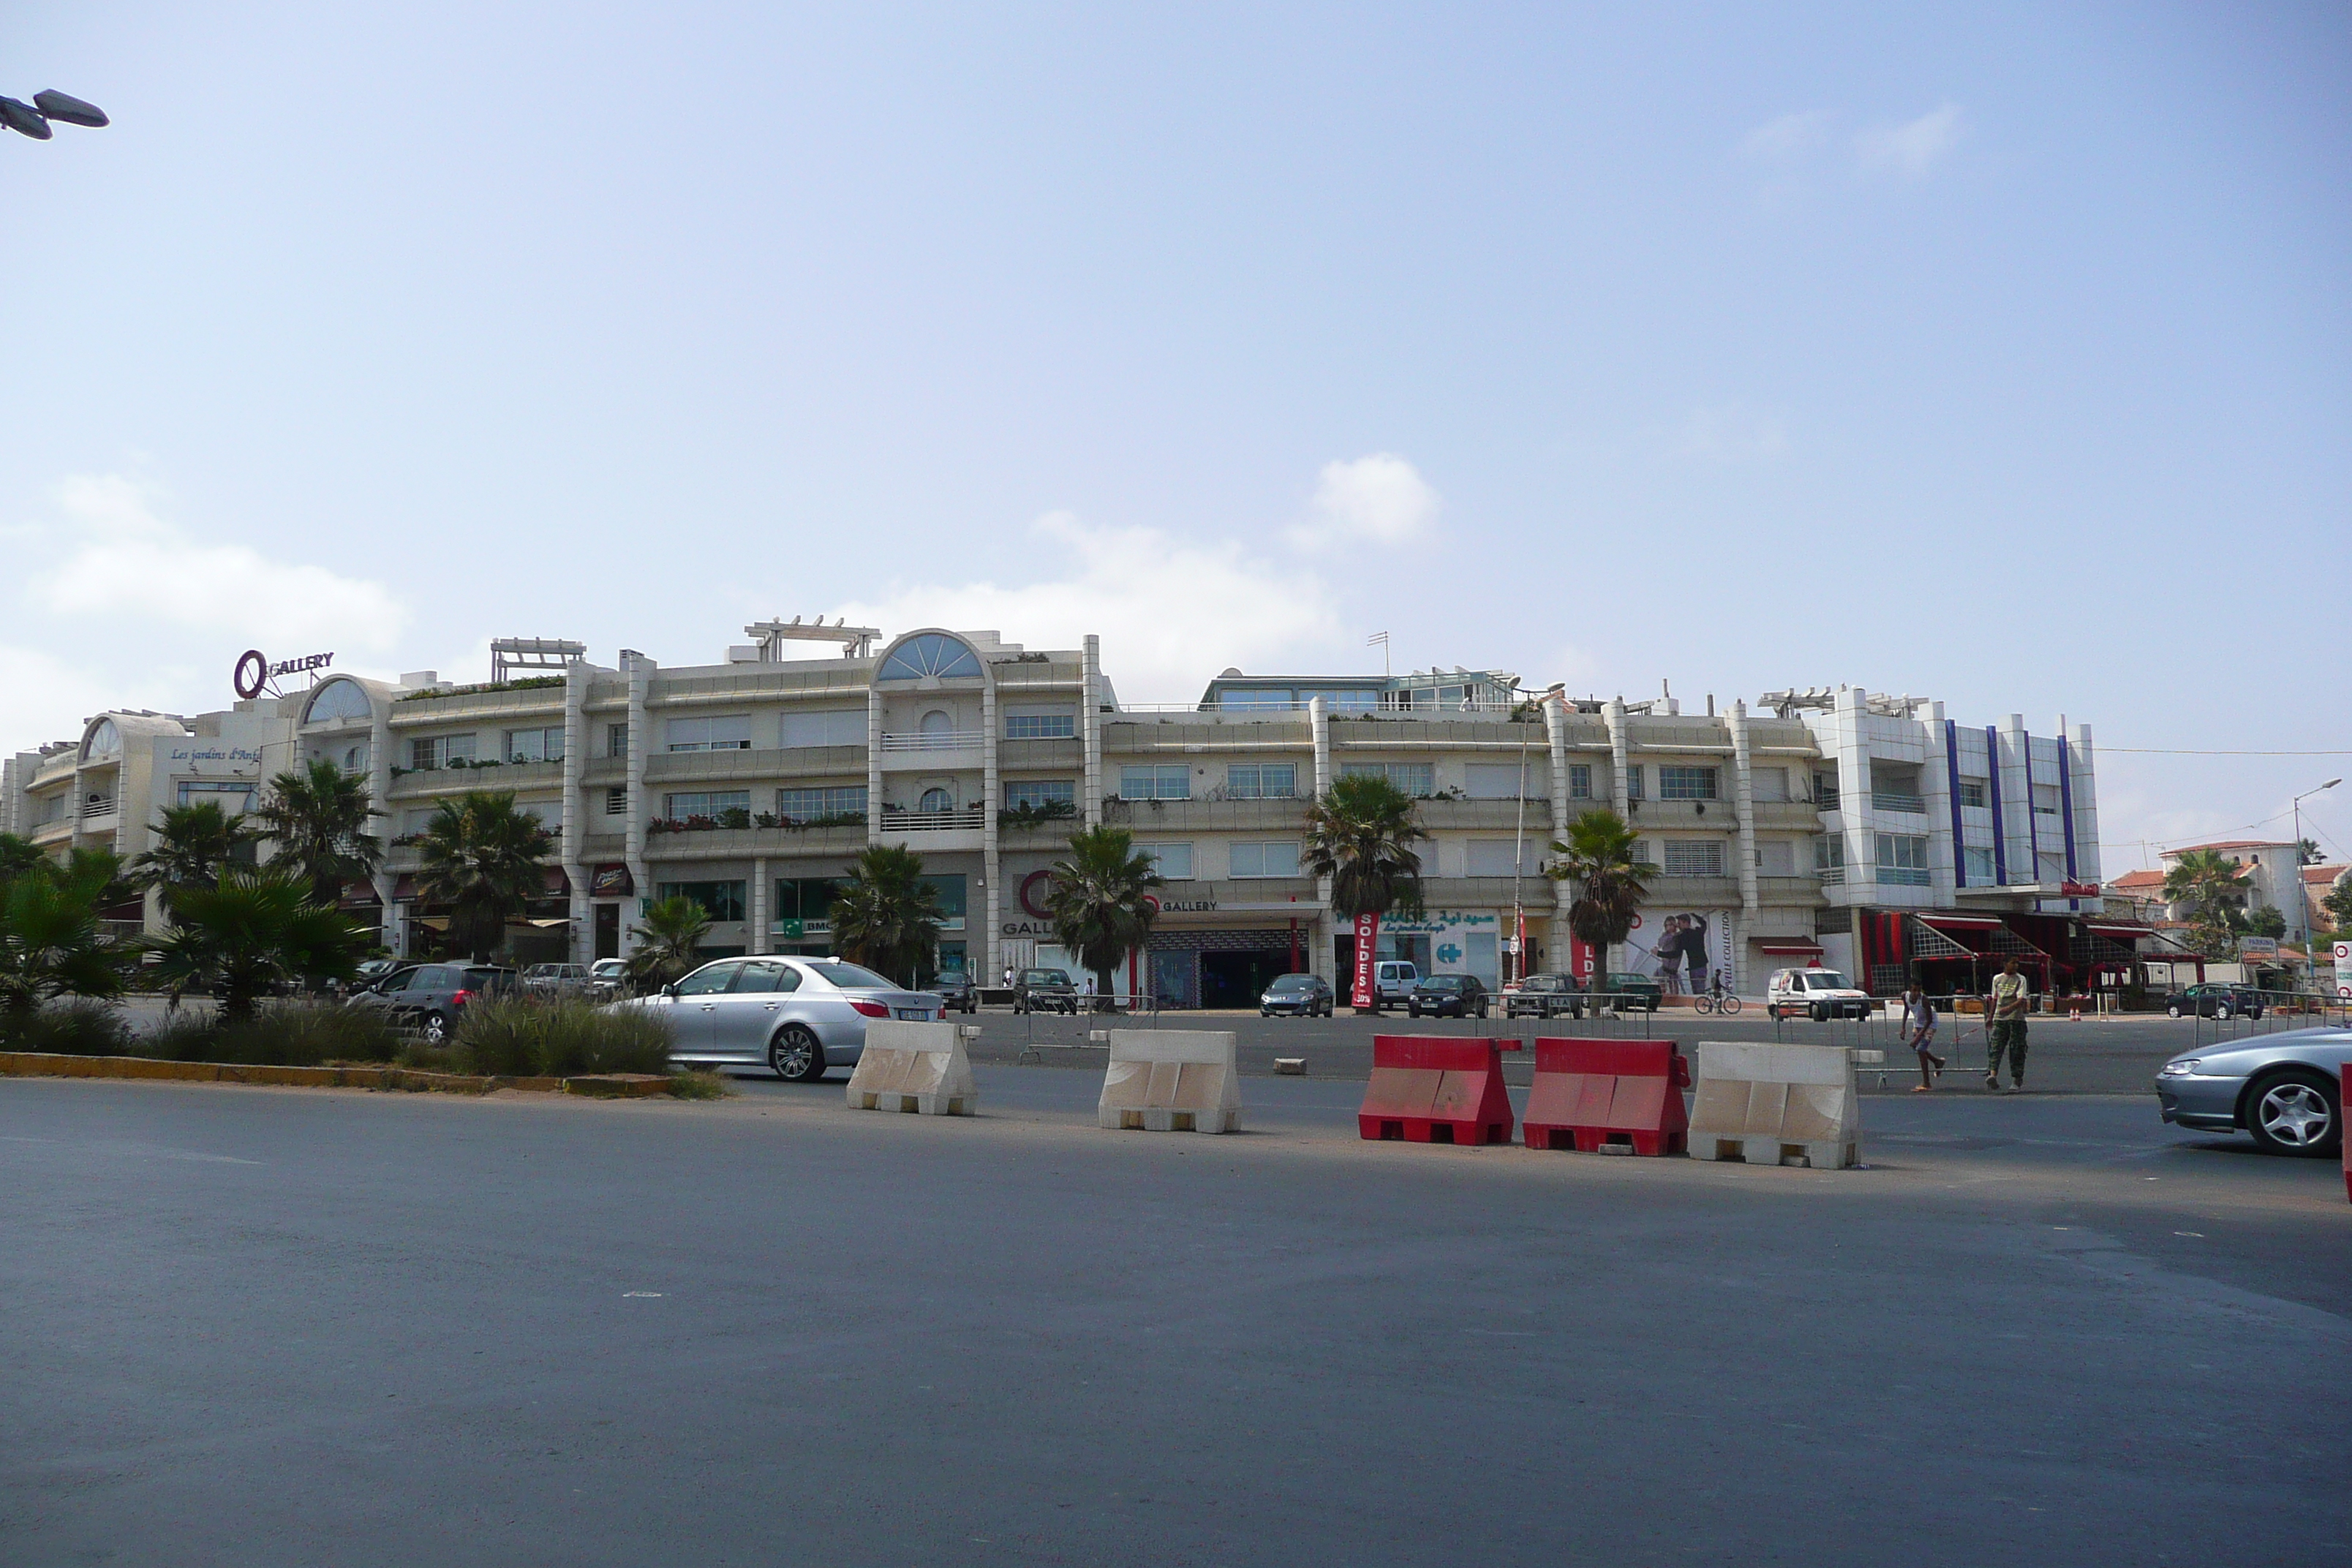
[34,91,108,127]
[0,97,52,139]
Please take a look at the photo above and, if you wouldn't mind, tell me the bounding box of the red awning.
[1757,941,1824,955]
[392,875,418,902]
[1923,915,2002,932]
[339,883,382,908]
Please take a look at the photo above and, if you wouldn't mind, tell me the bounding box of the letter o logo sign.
[1019,870,1054,919]
[233,649,268,701]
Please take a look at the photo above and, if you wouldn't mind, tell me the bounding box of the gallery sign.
[233,648,333,701]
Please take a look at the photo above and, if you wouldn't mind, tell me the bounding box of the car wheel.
[2167,1003,2182,1019]
[2243,1068,2340,1158]
[2217,1004,2234,1022]
[420,1011,450,1044]
[1476,1002,1489,1019]
[769,1025,824,1084]
[1810,1003,1827,1023]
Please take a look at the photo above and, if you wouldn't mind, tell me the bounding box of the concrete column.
[621,654,651,957]
[1545,698,1575,967]
[1309,696,1334,965]
[865,682,884,850]
[1604,698,1630,812]
[750,856,769,954]
[562,661,589,964]
[2070,720,2100,893]
[1729,700,1759,996]
[1081,634,1103,829]
[369,690,396,953]
[981,671,1000,981]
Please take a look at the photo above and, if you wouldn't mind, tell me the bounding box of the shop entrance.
[594,904,620,960]
[1200,950,1292,1009]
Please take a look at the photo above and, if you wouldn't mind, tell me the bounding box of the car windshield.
[1268,976,1315,991]
[1802,972,1852,990]
[1423,977,1465,990]
[801,961,897,990]
[1022,970,1071,987]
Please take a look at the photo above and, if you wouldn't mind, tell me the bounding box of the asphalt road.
[954,1004,2291,1095]
[4,1066,2345,1566]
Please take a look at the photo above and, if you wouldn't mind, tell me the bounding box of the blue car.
[2156,1026,2350,1157]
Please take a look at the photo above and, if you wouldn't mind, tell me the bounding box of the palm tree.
[625,895,712,991]
[828,843,944,985]
[2161,848,2253,957]
[1302,772,1428,1013]
[1044,825,1163,1004]
[413,791,554,962]
[0,848,127,1020]
[0,833,45,887]
[129,801,259,914]
[1545,808,1655,976]
[143,867,366,1023]
[253,758,383,906]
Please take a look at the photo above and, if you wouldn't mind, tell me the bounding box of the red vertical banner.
[1350,911,1380,1009]
[1569,934,1596,982]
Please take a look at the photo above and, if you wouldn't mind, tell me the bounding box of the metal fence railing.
[1013,993,1163,1063]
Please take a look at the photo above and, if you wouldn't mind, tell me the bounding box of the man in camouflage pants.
[1984,958,2031,1091]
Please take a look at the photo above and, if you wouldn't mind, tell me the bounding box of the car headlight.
[2159,1059,2199,1077]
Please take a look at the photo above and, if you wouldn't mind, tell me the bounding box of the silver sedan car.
[2155,1026,2350,1158]
[625,957,943,1082]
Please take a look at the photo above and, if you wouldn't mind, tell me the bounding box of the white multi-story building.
[3,633,2123,999]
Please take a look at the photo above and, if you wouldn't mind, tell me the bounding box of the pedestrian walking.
[1901,984,1945,1091]
[1984,960,2031,1091]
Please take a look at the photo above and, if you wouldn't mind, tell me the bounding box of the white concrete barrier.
[845,1020,978,1116]
[1098,1029,1241,1134]
[1687,1041,1860,1169]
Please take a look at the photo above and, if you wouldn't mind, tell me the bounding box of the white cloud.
[1855,103,1965,178]
[0,644,132,755]
[834,510,1348,704]
[1288,454,1441,549]
[28,475,408,655]
[1677,404,1790,463]
[1740,111,1831,163]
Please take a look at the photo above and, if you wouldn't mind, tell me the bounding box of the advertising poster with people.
[1617,908,1733,998]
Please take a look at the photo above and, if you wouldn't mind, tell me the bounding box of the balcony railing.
[879,730,984,753]
[1875,867,1932,886]
[879,807,984,831]
[1871,790,1928,814]
[1817,867,1846,886]
[80,796,116,821]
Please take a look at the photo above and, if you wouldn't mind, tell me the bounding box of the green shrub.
[453,998,672,1078]
[393,1040,472,1075]
[668,1068,734,1100]
[0,1000,137,1056]
[141,1003,402,1066]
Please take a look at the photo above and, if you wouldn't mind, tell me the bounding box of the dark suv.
[1011,968,1079,1014]
[2163,982,2268,1021]
[1407,974,1490,1019]
[352,963,516,1041]
[1596,971,1664,1014]
[1503,972,1584,1019]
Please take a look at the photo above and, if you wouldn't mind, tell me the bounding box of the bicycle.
[1693,977,1741,1016]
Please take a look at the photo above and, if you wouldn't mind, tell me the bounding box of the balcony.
[1874,867,1932,886]
[1870,790,1928,815]
[881,807,984,832]
[1817,867,1846,886]
[880,730,984,753]
[79,796,117,822]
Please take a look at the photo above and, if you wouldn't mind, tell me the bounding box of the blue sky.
[3,1,2347,870]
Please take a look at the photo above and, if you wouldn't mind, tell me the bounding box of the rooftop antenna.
[1367,630,1390,676]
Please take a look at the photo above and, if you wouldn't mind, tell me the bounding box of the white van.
[1766,968,1872,1022]
[1372,960,1419,1013]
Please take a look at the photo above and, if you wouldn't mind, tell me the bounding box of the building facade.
[4,630,2130,999]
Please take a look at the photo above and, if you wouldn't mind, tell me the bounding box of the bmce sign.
[233,649,333,701]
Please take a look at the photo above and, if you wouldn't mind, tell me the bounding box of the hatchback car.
[1502,972,1584,1019]
[350,963,517,1041]
[589,958,628,999]
[2162,982,2268,1021]
[523,962,595,1000]
[622,956,945,1082]
[1260,973,1334,1017]
[1407,974,1490,1019]
[1012,968,1079,1014]
[930,971,979,1014]
[2156,1027,2350,1157]
[1598,971,1665,1014]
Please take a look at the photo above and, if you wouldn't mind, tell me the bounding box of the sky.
[2,1,2348,872]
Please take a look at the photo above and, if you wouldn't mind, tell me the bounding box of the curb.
[0,1052,679,1098]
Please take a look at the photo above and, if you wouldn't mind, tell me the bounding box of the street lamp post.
[2291,778,2340,985]
[1,90,108,140]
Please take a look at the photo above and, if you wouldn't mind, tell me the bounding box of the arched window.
[876,633,981,682]
[342,742,371,774]
[919,709,954,740]
[918,786,954,813]
[81,719,121,761]
[303,679,372,724]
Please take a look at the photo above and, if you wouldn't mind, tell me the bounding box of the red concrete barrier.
[1522,1038,1689,1156]
[1358,1036,1517,1146]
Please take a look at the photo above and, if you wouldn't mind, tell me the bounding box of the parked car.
[620,956,945,1082]
[523,962,596,1000]
[1260,973,1334,1017]
[1597,971,1664,1014]
[1408,973,1490,1019]
[344,958,403,998]
[589,958,628,1000]
[2157,1026,2351,1157]
[349,963,517,1042]
[1371,960,1420,1013]
[1765,968,1871,1022]
[1011,968,1078,1015]
[1501,972,1584,1019]
[930,971,979,1014]
[2162,982,2268,1021]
